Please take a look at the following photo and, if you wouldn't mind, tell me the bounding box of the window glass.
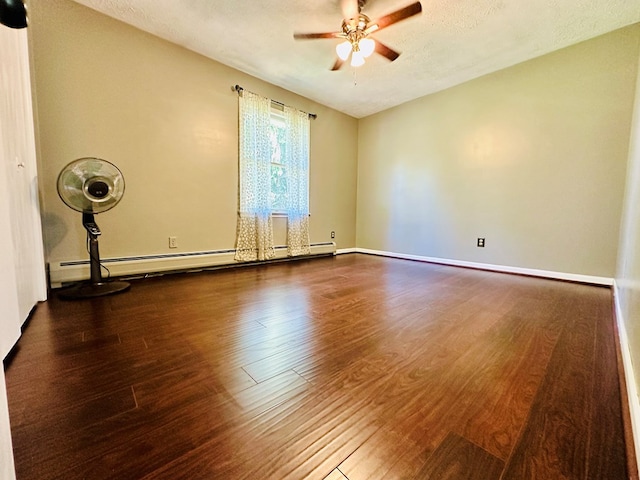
[269,111,287,212]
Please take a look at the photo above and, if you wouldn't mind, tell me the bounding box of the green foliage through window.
[269,112,287,212]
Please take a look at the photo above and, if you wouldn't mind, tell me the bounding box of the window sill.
[270,212,311,217]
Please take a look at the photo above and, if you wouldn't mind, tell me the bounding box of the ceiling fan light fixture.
[351,50,365,67]
[359,37,375,58]
[294,1,422,71]
[336,40,352,61]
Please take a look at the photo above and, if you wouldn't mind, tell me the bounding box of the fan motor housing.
[85,177,111,200]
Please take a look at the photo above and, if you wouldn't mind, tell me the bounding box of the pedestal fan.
[56,157,130,299]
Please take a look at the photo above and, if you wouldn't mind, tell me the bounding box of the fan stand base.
[58,280,131,300]
[58,222,131,300]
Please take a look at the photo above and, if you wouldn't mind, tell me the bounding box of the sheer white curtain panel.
[235,91,275,262]
[284,105,311,257]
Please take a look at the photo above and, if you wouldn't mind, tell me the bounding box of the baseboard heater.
[49,242,336,288]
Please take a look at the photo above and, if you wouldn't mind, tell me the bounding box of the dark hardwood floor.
[4,253,630,479]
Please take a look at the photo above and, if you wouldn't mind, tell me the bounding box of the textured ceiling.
[71,0,640,118]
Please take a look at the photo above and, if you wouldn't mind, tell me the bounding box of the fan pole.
[58,213,130,299]
[82,211,106,284]
[88,232,102,284]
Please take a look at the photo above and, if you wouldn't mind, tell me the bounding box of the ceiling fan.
[294,0,422,70]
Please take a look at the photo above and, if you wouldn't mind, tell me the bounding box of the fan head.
[57,157,125,214]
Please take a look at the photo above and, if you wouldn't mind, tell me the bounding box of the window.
[269,110,287,213]
[235,89,311,261]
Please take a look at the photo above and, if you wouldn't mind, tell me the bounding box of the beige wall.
[618,37,640,418]
[28,0,358,267]
[357,25,640,278]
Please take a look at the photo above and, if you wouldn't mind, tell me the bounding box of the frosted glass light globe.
[351,50,365,67]
[359,38,375,58]
[336,41,352,61]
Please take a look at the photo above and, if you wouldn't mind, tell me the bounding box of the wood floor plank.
[230,369,309,417]
[142,380,383,479]
[452,291,570,460]
[3,254,630,480]
[500,287,613,479]
[11,364,237,479]
[337,306,520,478]
[586,289,628,479]
[414,432,504,480]
[9,385,136,435]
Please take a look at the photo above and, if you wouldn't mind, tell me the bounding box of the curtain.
[235,91,275,262]
[284,105,311,257]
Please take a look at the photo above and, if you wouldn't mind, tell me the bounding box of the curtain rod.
[233,85,317,120]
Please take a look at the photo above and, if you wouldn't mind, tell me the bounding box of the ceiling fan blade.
[331,58,345,71]
[373,1,422,31]
[294,31,343,40]
[340,0,360,19]
[375,40,400,62]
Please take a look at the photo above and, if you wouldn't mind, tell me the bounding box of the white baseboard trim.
[336,248,357,255]
[49,242,337,288]
[613,280,640,474]
[354,248,613,286]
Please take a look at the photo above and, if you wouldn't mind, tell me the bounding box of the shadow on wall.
[41,212,67,253]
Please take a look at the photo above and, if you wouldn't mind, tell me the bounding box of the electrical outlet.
[331,231,335,239]
[169,236,177,249]
[477,237,485,248]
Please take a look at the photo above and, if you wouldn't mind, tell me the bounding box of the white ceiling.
[71,0,640,118]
